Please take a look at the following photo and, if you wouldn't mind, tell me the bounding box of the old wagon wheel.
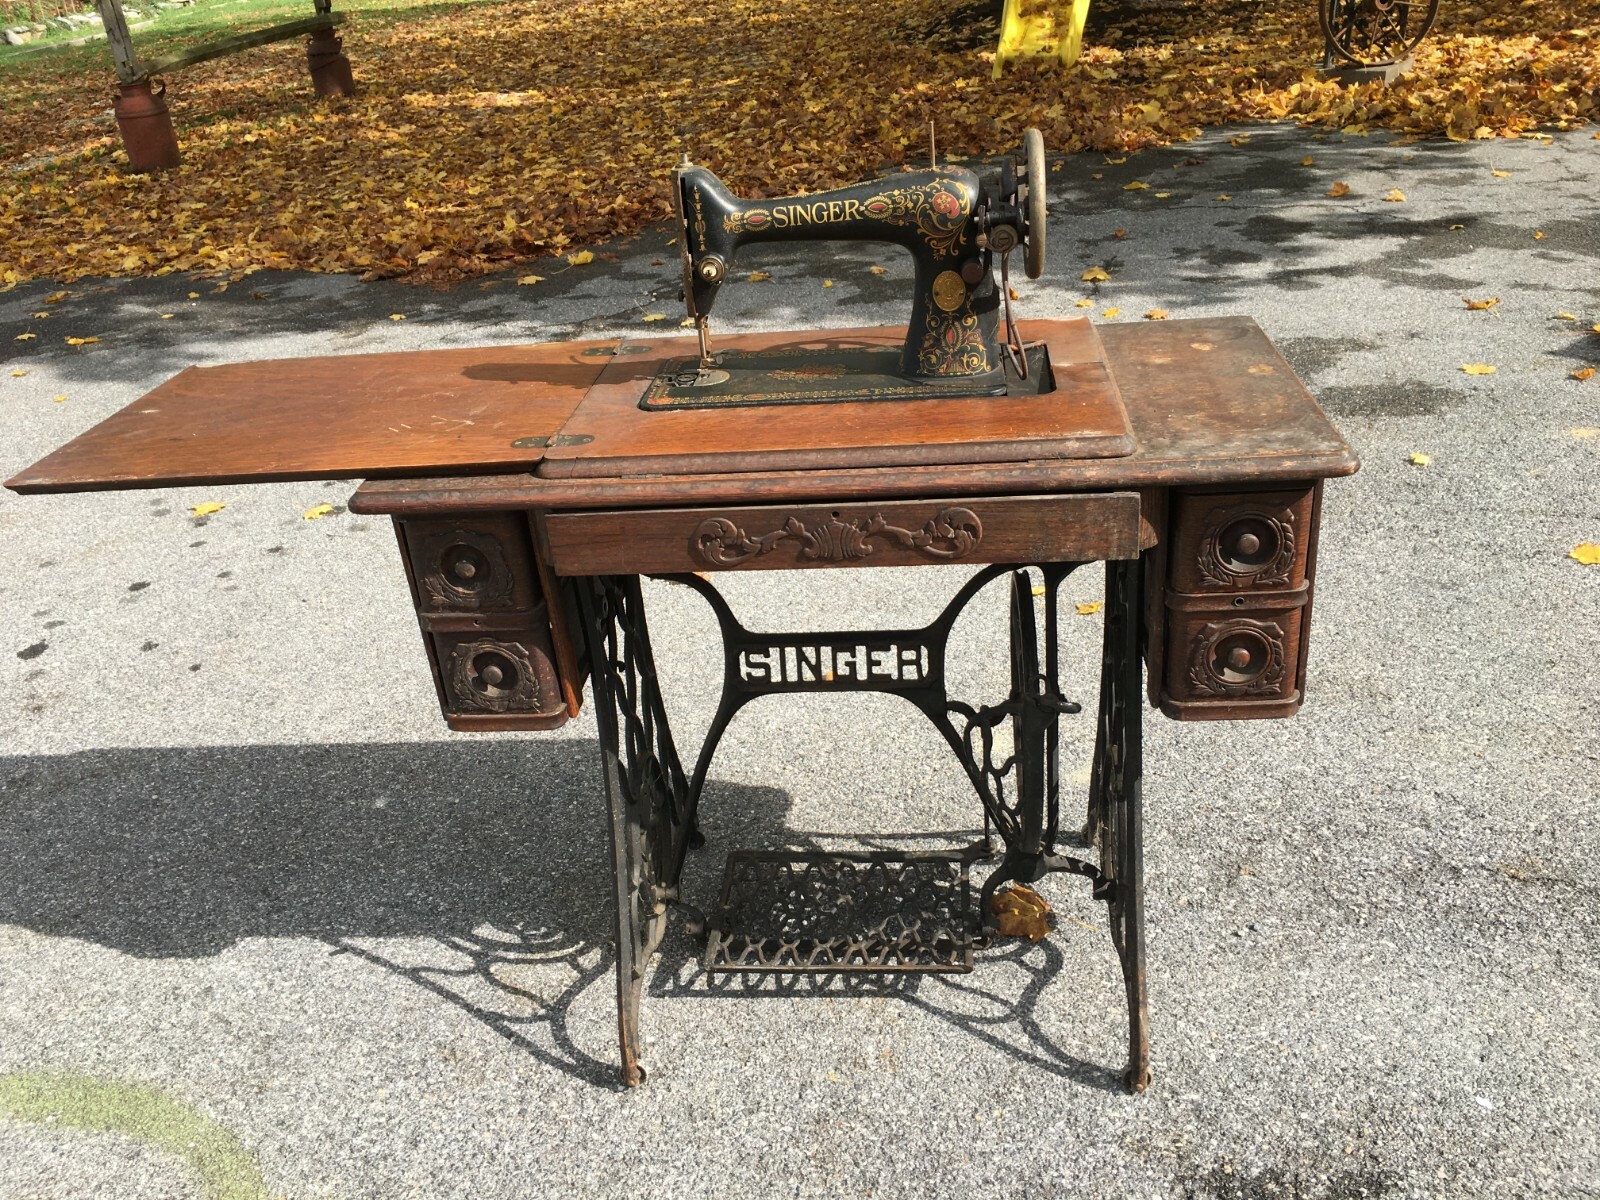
[1319,0,1439,66]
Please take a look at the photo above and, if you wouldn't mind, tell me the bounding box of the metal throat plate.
[705,849,976,974]
[640,345,1050,411]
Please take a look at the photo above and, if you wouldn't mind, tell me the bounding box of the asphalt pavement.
[1,123,1598,1200]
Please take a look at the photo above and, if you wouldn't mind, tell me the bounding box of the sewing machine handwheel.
[1022,127,1047,280]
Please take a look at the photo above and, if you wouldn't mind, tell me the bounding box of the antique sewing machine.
[5,130,1358,1093]
[668,128,1047,398]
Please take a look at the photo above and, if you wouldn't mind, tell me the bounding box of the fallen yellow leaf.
[1215,194,1232,201]
[1154,192,1172,199]
[1555,312,1578,320]
[1074,299,1093,308]
[43,291,67,304]
[1408,452,1432,466]
[990,883,1053,942]
[1383,189,1407,202]
[14,332,36,341]
[191,502,226,517]
[9,369,26,377]
[1081,266,1111,282]
[64,336,100,346]
[1229,135,1251,147]
[868,265,887,276]
[1572,368,1596,381]
[822,279,834,288]
[303,503,334,520]
[517,274,544,285]
[1075,601,1103,615]
[1462,363,1497,375]
[1301,156,1315,166]
[1461,297,1501,311]
[1449,224,1465,230]
[1327,181,1351,197]
[31,311,49,319]
[1491,170,1510,178]
[747,270,772,282]
[1102,307,1121,318]
[1570,543,1600,566]
[1144,309,1169,320]
[187,292,199,299]
[389,313,406,321]
[159,313,174,319]
[1533,231,1545,240]
[1124,181,1149,191]
[566,250,595,265]
[52,393,66,403]
[1103,156,1127,165]
[1570,428,1599,437]
[641,313,666,322]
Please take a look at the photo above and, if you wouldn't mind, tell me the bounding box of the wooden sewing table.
[6,316,1358,1091]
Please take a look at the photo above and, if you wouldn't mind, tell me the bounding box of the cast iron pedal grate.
[704,849,976,974]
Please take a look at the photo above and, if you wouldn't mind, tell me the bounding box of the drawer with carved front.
[393,514,575,732]
[1157,483,1324,722]
[1168,486,1315,594]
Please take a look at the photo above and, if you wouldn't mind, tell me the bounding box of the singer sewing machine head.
[671,128,1048,398]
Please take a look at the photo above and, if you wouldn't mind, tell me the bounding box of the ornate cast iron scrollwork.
[694,507,983,567]
[581,557,1152,1093]
[576,575,695,1088]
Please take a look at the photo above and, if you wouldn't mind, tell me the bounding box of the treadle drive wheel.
[1318,0,1439,66]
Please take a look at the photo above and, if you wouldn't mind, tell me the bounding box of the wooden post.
[90,0,143,83]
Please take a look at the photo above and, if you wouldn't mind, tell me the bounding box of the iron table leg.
[578,560,1152,1091]
[576,575,694,1087]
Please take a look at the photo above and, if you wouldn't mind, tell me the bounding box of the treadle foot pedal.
[704,850,976,974]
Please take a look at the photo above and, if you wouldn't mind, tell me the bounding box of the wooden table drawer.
[541,492,1144,576]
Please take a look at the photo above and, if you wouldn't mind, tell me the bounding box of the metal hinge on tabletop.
[509,433,594,450]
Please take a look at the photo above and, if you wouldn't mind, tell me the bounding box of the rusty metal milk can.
[113,80,181,173]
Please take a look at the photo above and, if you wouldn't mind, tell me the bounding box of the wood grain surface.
[352,318,1358,515]
[542,493,1143,575]
[5,340,616,494]
[535,320,1134,478]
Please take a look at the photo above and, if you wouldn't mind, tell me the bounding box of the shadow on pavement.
[0,739,1124,1089]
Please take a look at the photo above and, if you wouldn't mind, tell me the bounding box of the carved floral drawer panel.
[394,514,571,732]
[1157,483,1323,721]
[539,493,1144,576]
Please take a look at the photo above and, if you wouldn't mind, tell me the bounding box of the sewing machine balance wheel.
[1022,127,1047,280]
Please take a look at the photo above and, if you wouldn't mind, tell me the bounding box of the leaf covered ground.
[0,0,1595,284]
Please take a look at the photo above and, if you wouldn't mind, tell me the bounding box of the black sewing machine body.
[669,130,1047,405]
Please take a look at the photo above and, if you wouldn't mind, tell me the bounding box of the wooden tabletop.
[538,320,1132,477]
[351,317,1359,514]
[5,317,1357,506]
[4,340,617,493]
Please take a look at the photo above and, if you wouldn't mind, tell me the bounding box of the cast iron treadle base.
[705,850,977,974]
